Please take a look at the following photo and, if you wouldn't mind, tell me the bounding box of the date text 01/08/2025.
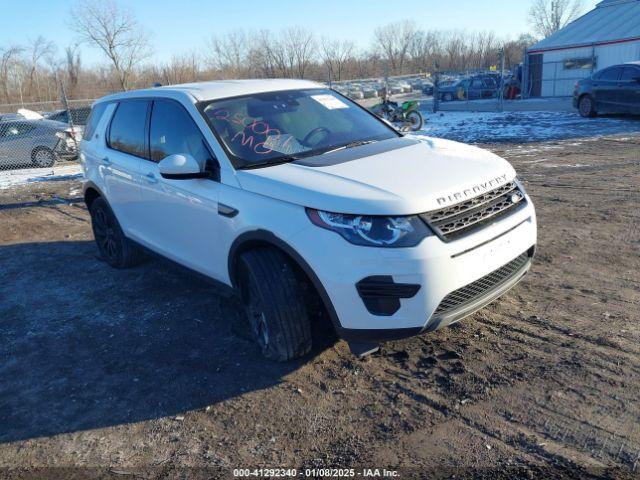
[232,468,399,477]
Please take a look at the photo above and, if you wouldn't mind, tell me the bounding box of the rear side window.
[597,67,622,81]
[82,102,109,141]
[108,100,149,157]
[620,66,640,82]
[149,99,213,165]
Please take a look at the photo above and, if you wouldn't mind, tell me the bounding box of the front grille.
[433,251,530,316]
[421,181,525,241]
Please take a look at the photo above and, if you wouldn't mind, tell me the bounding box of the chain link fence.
[334,70,517,115]
[0,97,94,172]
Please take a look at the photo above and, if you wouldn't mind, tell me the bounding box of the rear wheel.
[406,111,423,131]
[89,197,143,269]
[31,147,56,168]
[443,92,453,102]
[578,95,596,118]
[237,248,313,361]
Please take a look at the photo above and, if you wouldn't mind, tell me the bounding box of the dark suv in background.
[574,62,640,117]
[439,76,499,102]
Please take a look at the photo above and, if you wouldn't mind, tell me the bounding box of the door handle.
[145,172,158,184]
[100,156,111,166]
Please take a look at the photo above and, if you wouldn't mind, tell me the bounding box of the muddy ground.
[0,134,639,479]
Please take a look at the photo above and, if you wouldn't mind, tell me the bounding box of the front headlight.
[306,208,431,247]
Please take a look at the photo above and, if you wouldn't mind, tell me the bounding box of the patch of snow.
[0,164,83,190]
[414,110,640,144]
[17,108,44,120]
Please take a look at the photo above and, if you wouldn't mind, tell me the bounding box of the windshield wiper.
[321,139,378,155]
[237,155,302,170]
[237,140,379,169]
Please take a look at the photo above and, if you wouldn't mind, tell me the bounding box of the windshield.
[200,88,399,169]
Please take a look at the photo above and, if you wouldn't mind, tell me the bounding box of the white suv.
[80,79,536,361]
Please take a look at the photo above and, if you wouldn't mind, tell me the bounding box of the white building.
[525,0,640,97]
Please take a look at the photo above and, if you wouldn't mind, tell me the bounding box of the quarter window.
[83,102,109,141]
[149,99,212,165]
[108,100,149,157]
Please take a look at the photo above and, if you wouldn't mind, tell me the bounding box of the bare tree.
[161,52,200,84]
[207,30,249,78]
[373,20,417,75]
[320,38,354,82]
[65,45,82,92]
[0,45,24,102]
[503,33,537,68]
[72,0,152,90]
[256,30,288,78]
[0,17,549,104]
[529,0,584,38]
[25,37,55,99]
[282,27,316,79]
[408,30,441,73]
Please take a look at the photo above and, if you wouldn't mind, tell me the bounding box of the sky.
[0,0,600,66]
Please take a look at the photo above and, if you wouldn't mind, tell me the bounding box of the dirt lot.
[0,134,639,479]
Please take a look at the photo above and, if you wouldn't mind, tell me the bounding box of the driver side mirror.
[158,153,209,180]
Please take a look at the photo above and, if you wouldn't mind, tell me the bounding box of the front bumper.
[287,198,537,343]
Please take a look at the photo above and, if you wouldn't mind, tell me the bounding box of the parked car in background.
[361,85,379,98]
[574,62,640,117]
[45,107,92,126]
[398,82,412,93]
[438,80,464,102]
[438,76,499,102]
[0,119,80,169]
[332,84,349,96]
[388,83,403,95]
[421,81,434,96]
[371,82,386,97]
[347,86,364,100]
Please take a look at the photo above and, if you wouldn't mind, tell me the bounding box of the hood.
[236,136,516,215]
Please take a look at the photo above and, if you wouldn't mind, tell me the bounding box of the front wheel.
[237,248,313,361]
[442,92,453,102]
[406,111,423,131]
[578,95,596,118]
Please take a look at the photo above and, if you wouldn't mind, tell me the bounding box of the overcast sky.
[0,0,600,66]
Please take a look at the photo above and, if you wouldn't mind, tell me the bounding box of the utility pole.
[552,0,560,32]
[498,47,505,112]
[432,60,440,113]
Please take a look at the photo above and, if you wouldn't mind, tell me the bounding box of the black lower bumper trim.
[356,276,421,316]
[339,245,535,345]
[338,326,423,344]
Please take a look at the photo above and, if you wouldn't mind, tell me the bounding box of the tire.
[578,95,596,118]
[237,248,313,361]
[443,92,453,102]
[406,111,423,131]
[89,197,143,269]
[31,147,56,168]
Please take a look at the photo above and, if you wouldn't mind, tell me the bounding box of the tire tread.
[239,248,312,361]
